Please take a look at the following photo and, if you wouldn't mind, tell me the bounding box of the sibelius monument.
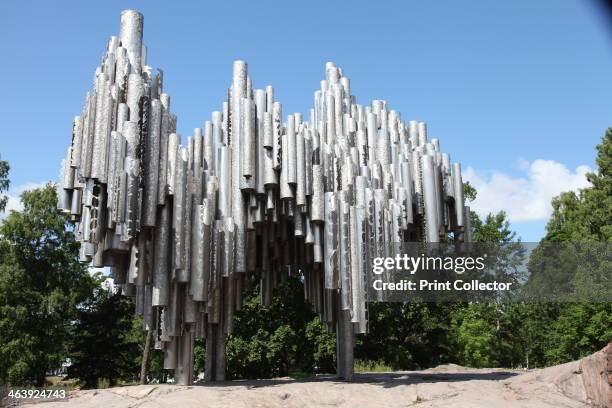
[58,10,471,385]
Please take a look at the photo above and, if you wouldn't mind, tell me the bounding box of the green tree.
[544,302,612,365]
[502,302,557,368]
[0,184,95,386]
[470,211,517,244]
[224,276,335,379]
[305,316,336,373]
[143,346,167,383]
[463,181,477,203]
[520,129,612,367]
[450,208,526,368]
[0,155,8,213]
[446,183,530,368]
[358,302,461,370]
[452,304,500,367]
[67,284,141,388]
[545,128,612,242]
[539,129,612,363]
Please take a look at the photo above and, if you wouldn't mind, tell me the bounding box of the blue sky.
[1,0,610,241]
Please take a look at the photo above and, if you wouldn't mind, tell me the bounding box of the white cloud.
[0,181,51,219]
[463,159,591,222]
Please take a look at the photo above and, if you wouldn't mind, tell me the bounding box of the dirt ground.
[18,358,607,408]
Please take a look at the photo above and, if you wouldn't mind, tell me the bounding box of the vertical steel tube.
[152,203,170,306]
[421,154,440,243]
[119,10,144,73]
[142,99,161,227]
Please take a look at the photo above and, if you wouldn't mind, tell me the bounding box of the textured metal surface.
[59,10,471,385]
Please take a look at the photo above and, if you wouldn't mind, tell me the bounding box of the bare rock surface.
[533,342,611,407]
[26,346,611,408]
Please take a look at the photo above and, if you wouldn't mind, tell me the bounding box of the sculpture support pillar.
[175,329,194,385]
[202,323,226,382]
[336,299,354,380]
[214,324,227,381]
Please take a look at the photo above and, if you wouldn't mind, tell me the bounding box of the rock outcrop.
[530,342,611,407]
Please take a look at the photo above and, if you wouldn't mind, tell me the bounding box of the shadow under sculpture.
[58,10,471,385]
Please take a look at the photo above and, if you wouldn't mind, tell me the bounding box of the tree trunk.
[140,329,152,384]
[36,371,46,388]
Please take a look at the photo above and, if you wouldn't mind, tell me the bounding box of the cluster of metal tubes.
[58,10,471,384]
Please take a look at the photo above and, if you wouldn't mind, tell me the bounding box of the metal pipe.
[142,99,161,227]
[421,154,440,242]
[152,203,170,306]
[119,10,144,73]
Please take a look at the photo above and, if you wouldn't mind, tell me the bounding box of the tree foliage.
[544,302,612,365]
[452,130,612,369]
[357,302,461,370]
[67,283,141,388]
[224,276,335,379]
[529,129,612,364]
[0,154,9,212]
[546,128,612,242]
[444,208,523,368]
[0,184,95,386]
[452,304,500,367]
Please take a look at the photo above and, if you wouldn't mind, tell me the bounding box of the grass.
[45,376,79,391]
[287,369,313,379]
[45,376,64,386]
[97,378,110,389]
[355,360,394,373]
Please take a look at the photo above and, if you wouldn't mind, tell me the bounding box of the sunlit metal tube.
[421,154,439,242]
[453,162,465,228]
[142,99,161,227]
[152,203,170,306]
[119,10,144,73]
[157,93,171,204]
[241,98,255,179]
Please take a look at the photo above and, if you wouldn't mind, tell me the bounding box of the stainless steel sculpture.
[58,10,471,384]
